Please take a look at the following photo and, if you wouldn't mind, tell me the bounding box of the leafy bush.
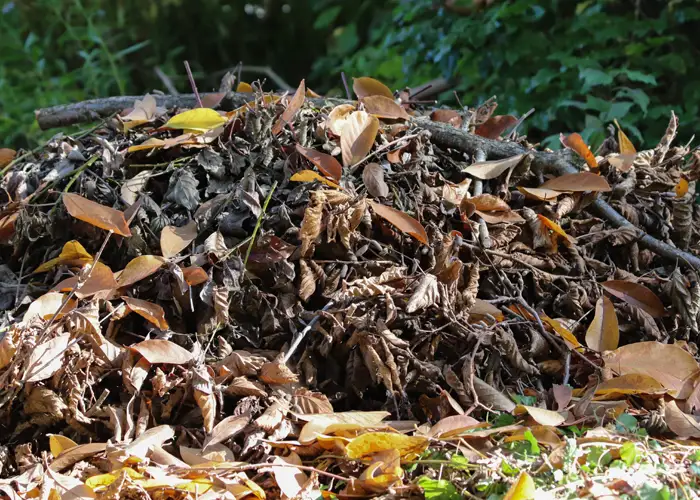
[314,0,700,149]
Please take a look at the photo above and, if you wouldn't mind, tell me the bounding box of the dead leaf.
[464,154,525,180]
[122,297,169,330]
[664,399,700,438]
[296,411,390,444]
[300,192,325,256]
[503,471,536,500]
[291,388,334,414]
[23,292,76,323]
[260,357,299,384]
[601,280,665,318]
[341,111,379,166]
[517,186,565,201]
[430,109,463,127]
[428,415,481,438]
[353,77,393,99]
[586,296,619,352]
[123,425,175,460]
[290,170,341,189]
[594,374,666,399]
[24,333,72,382]
[514,405,567,427]
[326,104,356,136]
[540,314,582,349]
[164,108,227,133]
[537,214,576,245]
[295,144,342,183]
[362,95,410,120]
[116,255,166,288]
[368,200,428,244]
[34,240,93,273]
[540,172,611,192]
[467,299,505,322]
[675,177,689,198]
[63,193,131,237]
[603,342,700,398]
[50,442,107,472]
[267,453,309,499]
[362,163,389,198]
[345,432,428,459]
[273,79,305,134]
[475,115,518,139]
[560,133,598,170]
[52,262,117,299]
[614,119,636,155]
[0,148,16,168]
[130,339,193,365]
[48,435,78,458]
[160,221,197,258]
[204,414,250,451]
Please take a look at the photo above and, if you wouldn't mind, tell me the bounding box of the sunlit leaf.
[517,186,565,201]
[537,214,576,245]
[362,162,389,198]
[130,339,193,365]
[160,221,198,258]
[430,109,463,128]
[23,293,76,324]
[341,111,379,166]
[614,119,637,154]
[290,170,341,189]
[164,108,227,133]
[122,296,169,330]
[353,76,393,99]
[514,405,567,426]
[272,79,305,134]
[601,280,665,318]
[182,266,209,286]
[296,144,342,182]
[586,296,619,352]
[63,193,131,237]
[664,400,700,438]
[49,434,78,458]
[675,177,689,198]
[35,240,93,273]
[345,432,428,459]
[540,172,611,192]
[540,314,582,349]
[368,200,428,244]
[24,333,72,382]
[362,95,410,120]
[463,154,525,180]
[116,255,167,288]
[428,414,481,438]
[52,262,118,299]
[475,115,518,139]
[594,374,666,399]
[295,411,390,444]
[468,298,505,322]
[236,82,253,92]
[0,148,17,168]
[560,133,598,170]
[503,471,536,500]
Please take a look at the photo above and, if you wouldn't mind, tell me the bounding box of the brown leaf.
[122,296,169,330]
[130,339,193,364]
[608,153,636,172]
[291,170,341,189]
[594,374,666,399]
[430,109,462,128]
[428,414,481,438]
[475,115,518,139]
[540,172,611,192]
[295,144,342,183]
[53,262,118,299]
[267,453,309,499]
[115,255,166,288]
[296,411,390,444]
[514,405,567,427]
[25,333,71,382]
[467,299,505,322]
[272,79,305,134]
[225,376,267,397]
[472,377,516,412]
[614,119,636,155]
[204,414,250,451]
[299,260,316,302]
[194,388,216,433]
[160,221,197,258]
[353,76,393,99]
[601,280,665,318]
[0,148,16,168]
[586,296,619,352]
[50,442,107,472]
[537,214,576,246]
[260,357,299,384]
[182,266,208,286]
[517,187,565,202]
[299,192,325,256]
[291,388,334,414]
[123,425,175,460]
[368,200,428,244]
[362,162,389,198]
[362,95,410,120]
[63,193,131,236]
[464,154,525,180]
[560,133,598,170]
[340,111,379,167]
[603,342,700,399]
[664,400,700,438]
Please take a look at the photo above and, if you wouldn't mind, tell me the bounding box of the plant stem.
[243,181,278,268]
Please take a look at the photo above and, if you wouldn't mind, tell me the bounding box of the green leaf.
[616,87,650,113]
[417,477,461,500]
[579,68,613,91]
[619,442,637,466]
[616,413,639,433]
[616,68,658,85]
[523,430,540,455]
[449,454,471,470]
[313,6,342,30]
[639,483,671,500]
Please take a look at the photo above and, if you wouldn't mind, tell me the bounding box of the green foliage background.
[2,0,699,150]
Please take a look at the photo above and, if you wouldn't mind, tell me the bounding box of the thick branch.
[419,119,700,270]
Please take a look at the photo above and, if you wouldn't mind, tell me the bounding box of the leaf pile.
[1,77,700,498]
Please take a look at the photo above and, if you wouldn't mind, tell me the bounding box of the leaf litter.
[1,75,700,499]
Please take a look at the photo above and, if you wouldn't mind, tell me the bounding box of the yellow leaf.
[35,240,93,273]
[594,374,666,400]
[540,314,582,350]
[177,478,214,495]
[164,108,227,133]
[290,169,341,189]
[296,411,390,444]
[504,471,536,500]
[127,138,167,153]
[586,296,619,352]
[345,432,429,460]
[675,177,689,198]
[614,119,637,154]
[85,468,143,490]
[236,82,253,92]
[49,434,78,458]
[537,214,576,246]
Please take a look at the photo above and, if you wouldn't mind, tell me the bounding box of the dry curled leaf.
[295,144,342,182]
[260,357,299,384]
[430,109,462,128]
[299,192,325,256]
[560,133,598,169]
[129,339,193,365]
[341,111,379,167]
[464,154,524,180]
[586,296,619,352]
[116,255,166,288]
[272,79,305,135]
